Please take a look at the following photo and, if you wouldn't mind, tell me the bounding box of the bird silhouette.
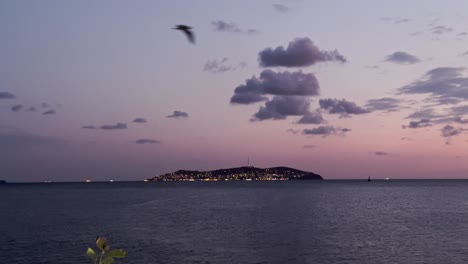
[173,25,195,44]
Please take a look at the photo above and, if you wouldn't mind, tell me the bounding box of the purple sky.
[1,0,468,182]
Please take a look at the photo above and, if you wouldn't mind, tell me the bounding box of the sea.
[2,180,468,264]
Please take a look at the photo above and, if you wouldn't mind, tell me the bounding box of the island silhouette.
[146,166,323,182]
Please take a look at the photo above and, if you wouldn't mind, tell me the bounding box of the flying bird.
[173,25,195,44]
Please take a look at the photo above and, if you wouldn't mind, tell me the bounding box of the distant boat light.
[384,177,390,180]
[85,179,92,183]
[109,180,114,182]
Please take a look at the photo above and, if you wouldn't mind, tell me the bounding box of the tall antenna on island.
[248,156,250,167]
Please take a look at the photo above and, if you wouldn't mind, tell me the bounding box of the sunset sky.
[2,0,468,182]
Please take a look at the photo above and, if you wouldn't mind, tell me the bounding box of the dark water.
[2,180,468,264]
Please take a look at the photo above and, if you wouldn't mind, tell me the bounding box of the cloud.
[81,125,97,129]
[135,139,160,144]
[381,17,411,24]
[431,25,453,35]
[230,70,320,104]
[302,126,351,137]
[461,51,468,57]
[453,116,468,124]
[402,119,432,129]
[258,37,346,67]
[398,67,468,102]
[365,97,402,112]
[0,92,15,99]
[406,109,443,119]
[41,103,50,108]
[167,110,189,118]
[211,20,260,34]
[410,31,423,37]
[11,104,23,112]
[26,106,36,112]
[441,125,463,137]
[297,111,324,124]
[374,151,388,156]
[319,98,370,116]
[385,51,420,64]
[273,4,290,13]
[43,110,56,115]
[100,123,127,130]
[203,57,246,74]
[457,32,468,37]
[251,96,311,121]
[450,105,468,116]
[303,144,316,149]
[133,118,147,123]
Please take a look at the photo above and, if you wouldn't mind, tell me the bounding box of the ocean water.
[2,180,468,264]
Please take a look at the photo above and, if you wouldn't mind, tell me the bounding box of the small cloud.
[365,97,402,112]
[303,144,316,149]
[402,119,431,129]
[381,17,411,24]
[374,151,388,156]
[0,92,15,99]
[43,110,56,115]
[81,125,97,129]
[258,37,346,68]
[133,118,147,123]
[167,110,189,118]
[211,20,260,35]
[26,106,36,112]
[457,32,468,36]
[453,116,468,124]
[385,51,420,64]
[286,128,301,135]
[319,98,370,117]
[230,70,319,105]
[406,109,443,120]
[410,31,424,37]
[204,58,246,74]
[273,4,290,13]
[41,103,50,108]
[302,126,350,137]
[100,123,127,130]
[441,125,463,138]
[135,139,160,144]
[11,104,23,112]
[297,111,324,124]
[251,96,311,121]
[461,51,468,57]
[431,25,453,35]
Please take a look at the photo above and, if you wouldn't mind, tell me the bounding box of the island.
[0,180,7,184]
[146,166,323,182]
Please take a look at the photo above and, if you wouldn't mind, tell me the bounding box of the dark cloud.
[273,4,290,13]
[133,118,147,123]
[100,123,127,130]
[303,145,316,149]
[26,106,36,112]
[43,110,56,115]
[398,67,468,102]
[302,126,351,137]
[258,37,346,67]
[135,139,160,144]
[450,105,468,116]
[11,104,23,112]
[441,125,463,138]
[211,20,259,35]
[365,97,402,112]
[251,96,311,121]
[81,125,97,129]
[431,25,453,34]
[385,51,420,64]
[319,98,370,116]
[297,111,324,124]
[0,92,15,99]
[402,119,431,129]
[458,32,468,37]
[167,110,189,118]
[374,151,388,156]
[204,58,246,74]
[230,70,320,104]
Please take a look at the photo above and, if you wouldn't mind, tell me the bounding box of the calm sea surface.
[2,180,468,264]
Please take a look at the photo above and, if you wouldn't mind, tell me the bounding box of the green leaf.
[106,249,127,259]
[86,247,97,263]
[96,237,109,252]
[100,256,114,264]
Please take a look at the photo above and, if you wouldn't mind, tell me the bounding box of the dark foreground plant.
[86,237,127,264]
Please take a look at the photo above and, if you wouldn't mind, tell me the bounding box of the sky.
[1,0,468,182]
